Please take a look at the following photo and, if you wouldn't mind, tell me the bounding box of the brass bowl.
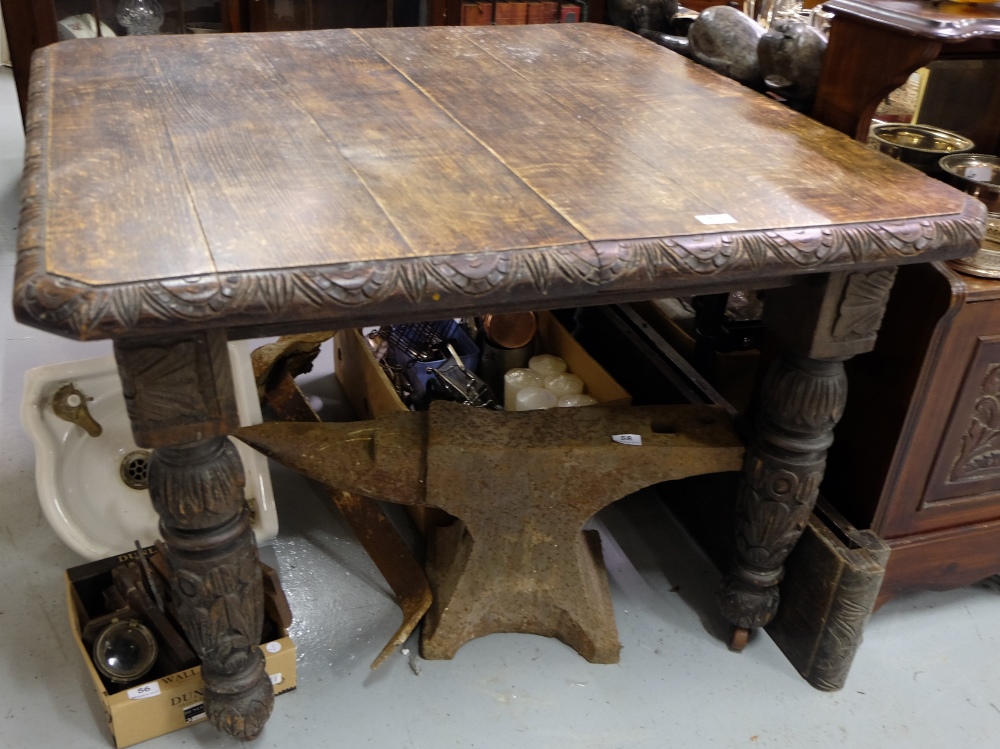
[939,153,1000,215]
[939,153,1000,278]
[871,124,974,174]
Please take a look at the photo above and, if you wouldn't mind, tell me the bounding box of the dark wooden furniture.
[828,263,1000,604]
[0,0,244,117]
[814,0,1000,147]
[0,0,405,119]
[808,0,1000,605]
[0,0,603,122]
[12,24,983,737]
[430,0,605,27]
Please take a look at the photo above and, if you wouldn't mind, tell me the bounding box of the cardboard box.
[334,312,630,530]
[67,547,295,748]
[334,311,630,421]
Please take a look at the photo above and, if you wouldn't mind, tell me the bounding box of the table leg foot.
[728,626,751,652]
[204,650,274,740]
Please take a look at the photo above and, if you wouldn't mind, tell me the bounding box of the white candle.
[503,368,543,411]
[544,372,585,396]
[528,354,567,376]
[557,394,598,408]
[514,386,558,411]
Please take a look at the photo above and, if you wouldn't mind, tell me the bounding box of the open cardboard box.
[333,311,631,530]
[67,546,296,748]
[334,311,630,421]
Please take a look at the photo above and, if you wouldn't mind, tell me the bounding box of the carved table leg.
[718,351,848,646]
[115,331,273,740]
[718,269,897,649]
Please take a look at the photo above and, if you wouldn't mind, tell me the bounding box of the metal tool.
[427,344,501,410]
[235,401,745,663]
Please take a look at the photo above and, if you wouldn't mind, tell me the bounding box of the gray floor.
[1,65,999,749]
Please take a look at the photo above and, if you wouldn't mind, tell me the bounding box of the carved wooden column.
[114,331,273,740]
[718,269,898,649]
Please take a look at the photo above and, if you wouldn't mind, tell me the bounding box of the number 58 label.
[612,434,642,446]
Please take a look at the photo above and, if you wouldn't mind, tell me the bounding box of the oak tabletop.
[14,24,984,340]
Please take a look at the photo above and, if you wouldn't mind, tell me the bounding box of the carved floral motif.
[832,268,898,340]
[949,364,1000,482]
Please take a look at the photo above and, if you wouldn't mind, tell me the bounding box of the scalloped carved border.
[13,53,988,341]
[15,207,986,341]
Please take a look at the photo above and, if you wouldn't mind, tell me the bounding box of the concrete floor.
[1,65,999,749]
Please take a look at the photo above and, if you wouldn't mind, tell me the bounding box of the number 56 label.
[127,681,161,700]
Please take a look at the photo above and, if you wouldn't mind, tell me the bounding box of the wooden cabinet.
[810,0,1000,605]
[813,0,1000,146]
[825,265,1000,603]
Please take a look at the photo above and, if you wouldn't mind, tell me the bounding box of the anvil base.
[422,522,619,663]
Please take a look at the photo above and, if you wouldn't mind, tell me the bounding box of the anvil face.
[236,401,744,662]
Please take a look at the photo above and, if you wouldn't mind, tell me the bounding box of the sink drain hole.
[121,450,151,490]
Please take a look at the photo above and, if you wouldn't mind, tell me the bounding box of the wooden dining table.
[13,23,984,740]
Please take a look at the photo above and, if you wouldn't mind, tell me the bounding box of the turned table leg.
[115,331,273,739]
[718,352,848,648]
[718,269,898,649]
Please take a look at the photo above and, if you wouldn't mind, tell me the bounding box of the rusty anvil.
[236,401,744,663]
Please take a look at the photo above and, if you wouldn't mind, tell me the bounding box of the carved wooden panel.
[114,330,239,448]
[831,268,897,344]
[764,268,900,359]
[949,362,1000,483]
[924,336,1000,505]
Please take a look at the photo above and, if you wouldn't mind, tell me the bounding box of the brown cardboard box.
[334,311,630,420]
[67,548,296,748]
[334,312,630,530]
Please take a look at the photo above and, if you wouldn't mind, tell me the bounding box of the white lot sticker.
[266,641,282,653]
[127,681,161,700]
[269,673,284,686]
[612,434,643,446]
[695,213,737,225]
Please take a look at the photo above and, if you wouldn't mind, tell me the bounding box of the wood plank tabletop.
[13,24,985,340]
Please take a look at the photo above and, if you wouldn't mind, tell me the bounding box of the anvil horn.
[234,412,428,506]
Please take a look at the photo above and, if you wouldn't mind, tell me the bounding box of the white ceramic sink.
[22,342,277,560]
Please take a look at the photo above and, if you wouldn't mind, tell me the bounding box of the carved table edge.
[13,202,985,341]
[13,214,986,340]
